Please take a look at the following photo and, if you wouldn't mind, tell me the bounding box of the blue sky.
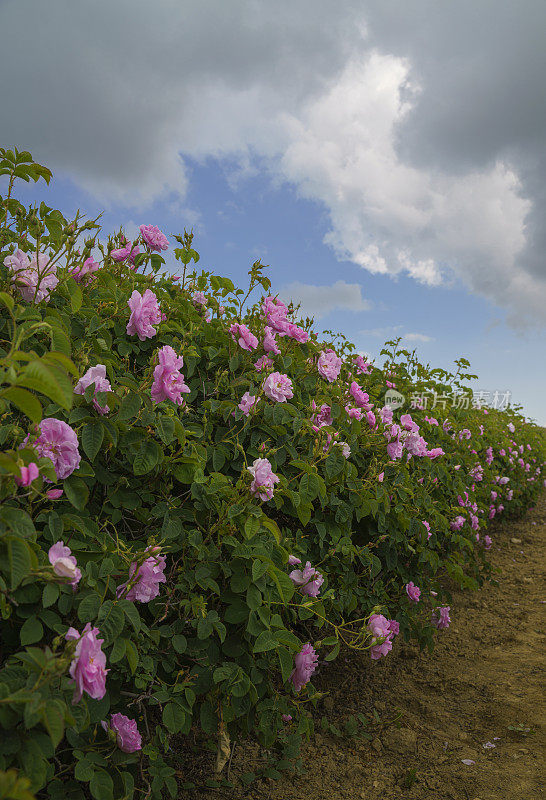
[2,0,545,423]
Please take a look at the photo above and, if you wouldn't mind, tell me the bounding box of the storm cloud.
[1,0,544,324]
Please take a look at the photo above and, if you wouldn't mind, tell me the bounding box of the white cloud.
[403,332,434,343]
[1,0,545,323]
[280,280,372,320]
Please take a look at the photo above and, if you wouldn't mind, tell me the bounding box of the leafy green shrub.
[0,147,544,798]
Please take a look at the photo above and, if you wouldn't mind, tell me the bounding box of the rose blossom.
[290,643,318,692]
[317,349,342,382]
[422,520,431,540]
[25,418,81,480]
[70,257,100,283]
[311,403,332,431]
[380,406,393,425]
[237,392,259,416]
[65,623,108,703]
[405,582,421,603]
[102,713,142,753]
[346,405,363,420]
[352,354,372,374]
[151,345,190,405]
[116,548,167,603]
[289,562,324,597]
[263,326,280,354]
[192,290,207,307]
[367,614,398,660]
[229,323,258,352]
[247,458,279,501]
[254,355,273,371]
[111,238,140,264]
[74,365,112,414]
[46,488,64,500]
[15,462,39,487]
[4,249,58,303]
[263,371,293,402]
[126,289,162,340]
[288,555,302,566]
[349,381,370,408]
[140,224,169,252]
[48,541,81,588]
[431,606,451,630]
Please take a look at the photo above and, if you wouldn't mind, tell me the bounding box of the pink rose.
[405,582,421,603]
[48,541,81,588]
[192,290,207,306]
[151,345,190,406]
[349,381,370,408]
[254,355,273,371]
[352,354,372,374]
[290,643,318,692]
[263,372,293,403]
[247,457,279,501]
[116,548,167,603]
[263,326,280,354]
[140,224,169,252]
[229,323,258,352]
[4,249,58,303]
[126,289,162,340]
[74,364,112,414]
[311,403,332,431]
[65,624,108,704]
[431,606,451,630]
[70,257,100,283]
[289,562,324,597]
[237,392,259,417]
[367,614,398,660]
[25,418,81,480]
[103,713,142,753]
[317,350,342,383]
[15,462,39,487]
[111,239,140,264]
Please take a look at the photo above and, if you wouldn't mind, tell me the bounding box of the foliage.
[0,147,544,798]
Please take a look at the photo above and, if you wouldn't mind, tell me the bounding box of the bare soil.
[191,495,546,800]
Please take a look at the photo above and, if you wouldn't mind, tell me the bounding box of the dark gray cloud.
[0,0,544,321]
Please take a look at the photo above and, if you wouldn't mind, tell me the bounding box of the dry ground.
[190,494,545,800]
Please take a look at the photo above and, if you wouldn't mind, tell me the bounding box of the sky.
[1,0,545,423]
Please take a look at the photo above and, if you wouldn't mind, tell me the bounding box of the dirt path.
[195,495,545,800]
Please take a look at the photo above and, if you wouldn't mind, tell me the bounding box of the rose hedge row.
[0,147,544,799]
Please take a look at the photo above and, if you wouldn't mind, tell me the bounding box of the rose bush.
[0,147,545,798]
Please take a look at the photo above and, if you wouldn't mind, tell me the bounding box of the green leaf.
[1,506,36,537]
[96,601,125,645]
[253,630,278,653]
[63,476,89,510]
[163,703,186,734]
[66,277,83,312]
[156,415,175,445]
[117,393,141,421]
[41,700,65,748]
[20,616,43,646]
[277,647,294,683]
[81,422,104,461]
[2,386,42,423]
[18,359,72,409]
[89,770,114,800]
[268,566,295,604]
[124,639,138,674]
[172,634,187,653]
[133,440,161,475]
[8,537,32,588]
[118,599,141,634]
[74,758,94,782]
[0,291,15,311]
[77,592,101,623]
[42,583,60,608]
